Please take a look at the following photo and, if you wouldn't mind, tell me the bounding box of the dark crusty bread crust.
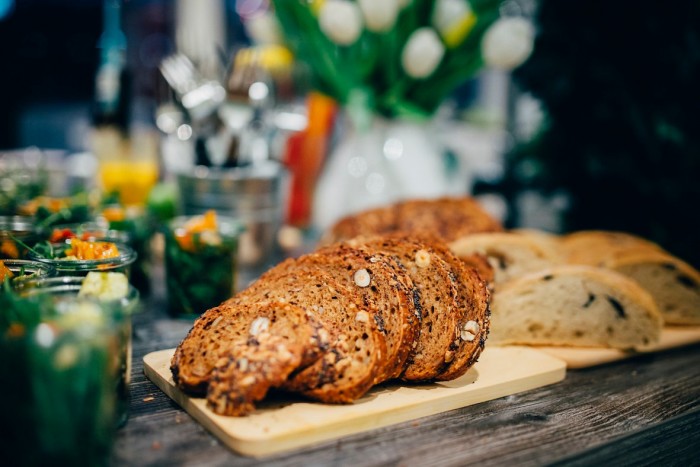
[348,235,461,381]
[231,269,387,403]
[171,300,328,396]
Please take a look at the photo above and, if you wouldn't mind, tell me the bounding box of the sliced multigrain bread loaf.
[449,232,561,285]
[489,265,663,350]
[261,243,420,383]
[347,235,461,381]
[601,251,700,325]
[420,238,491,381]
[231,269,387,403]
[171,301,328,396]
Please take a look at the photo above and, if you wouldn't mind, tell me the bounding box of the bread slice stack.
[171,235,490,416]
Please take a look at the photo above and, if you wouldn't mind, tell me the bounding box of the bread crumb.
[143,396,155,402]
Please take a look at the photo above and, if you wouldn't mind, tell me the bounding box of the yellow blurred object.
[99,160,159,206]
[92,127,159,206]
[102,205,126,222]
[443,12,477,48]
[65,238,120,260]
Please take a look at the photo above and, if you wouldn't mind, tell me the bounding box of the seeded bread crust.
[394,197,503,242]
[323,196,503,245]
[320,206,396,246]
[348,235,461,381]
[489,265,663,350]
[231,269,387,403]
[171,301,328,396]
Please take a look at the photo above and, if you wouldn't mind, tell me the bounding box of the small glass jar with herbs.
[163,211,243,317]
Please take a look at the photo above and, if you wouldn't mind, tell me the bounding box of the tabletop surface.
[112,265,700,466]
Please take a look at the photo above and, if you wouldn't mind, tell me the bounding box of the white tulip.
[319,0,363,46]
[481,17,535,70]
[432,0,476,47]
[401,27,445,79]
[357,0,400,32]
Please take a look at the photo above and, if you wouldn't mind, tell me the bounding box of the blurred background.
[0,0,698,266]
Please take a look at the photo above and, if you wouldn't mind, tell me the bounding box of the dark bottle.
[92,0,130,132]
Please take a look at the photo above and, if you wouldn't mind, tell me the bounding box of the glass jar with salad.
[1,272,138,465]
[0,215,41,259]
[164,210,243,317]
[28,238,137,277]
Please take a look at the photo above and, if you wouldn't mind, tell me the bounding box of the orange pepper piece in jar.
[175,210,218,252]
[65,238,120,260]
[0,260,14,281]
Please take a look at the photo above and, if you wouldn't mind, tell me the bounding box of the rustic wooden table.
[111,267,700,466]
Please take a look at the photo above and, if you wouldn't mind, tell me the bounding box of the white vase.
[312,113,467,232]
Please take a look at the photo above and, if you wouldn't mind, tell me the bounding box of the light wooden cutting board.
[533,326,700,369]
[143,346,566,458]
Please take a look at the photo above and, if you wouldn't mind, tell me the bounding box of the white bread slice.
[490,265,663,350]
[449,232,560,284]
[602,251,700,325]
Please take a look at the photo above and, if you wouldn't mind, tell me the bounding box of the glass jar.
[0,259,56,284]
[28,240,137,278]
[1,275,139,465]
[163,215,243,317]
[0,215,41,259]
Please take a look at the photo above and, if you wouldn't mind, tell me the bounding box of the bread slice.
[231,269,387,403]
[449,232,560,284]
[489,265,663,350]
[171,301,328,396]
[602,251,700,325]
[348,235,461,381]
[421,238,491,381]
[207,329,305,416]
[259,243,420,383]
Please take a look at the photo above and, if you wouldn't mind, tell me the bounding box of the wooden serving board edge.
[530,326,700,369]
[144,347,566,458]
